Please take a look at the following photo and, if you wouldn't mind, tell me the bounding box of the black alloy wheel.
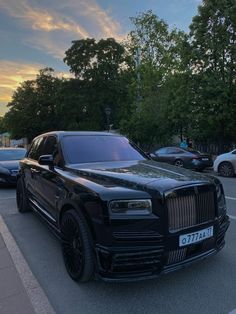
[16,178,30,213]
[174,159,184,167]
[60,209,94,282]
[218,162,234,177]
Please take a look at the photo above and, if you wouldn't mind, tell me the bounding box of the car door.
[166,147,184,164]
[154,148,169,162]
[36,135,66,223]
[23,136,46,201]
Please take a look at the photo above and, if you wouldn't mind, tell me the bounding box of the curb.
[0,215,55,314]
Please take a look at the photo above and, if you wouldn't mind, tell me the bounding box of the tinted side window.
[28,137,45,160]
[156,148,168,154]
[167,148,182,154]
[43,136,58,155]
[43,136,62,167]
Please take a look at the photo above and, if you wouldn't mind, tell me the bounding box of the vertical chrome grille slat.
[167,191,215,232]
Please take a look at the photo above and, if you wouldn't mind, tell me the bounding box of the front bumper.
[95,214,229,282]
[190,159,213,170]
[0,173,18,185]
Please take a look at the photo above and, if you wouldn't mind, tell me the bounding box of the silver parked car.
[214,149,236,177]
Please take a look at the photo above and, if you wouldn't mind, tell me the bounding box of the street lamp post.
[105,107,111,132]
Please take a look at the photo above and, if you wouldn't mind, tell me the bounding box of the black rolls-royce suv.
[17,131,229,282]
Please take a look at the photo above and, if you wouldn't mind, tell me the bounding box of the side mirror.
[150,153,156,159]
[146,152,156,159]
[38,155,54,167]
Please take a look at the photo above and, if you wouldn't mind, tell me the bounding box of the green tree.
[64,38,132,130]
[189,0,236,151]
[4,68,63,141]
[121,10,190,147]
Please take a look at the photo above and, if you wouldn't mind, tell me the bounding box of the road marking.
[229,215,236,220]
[226,196,236,201]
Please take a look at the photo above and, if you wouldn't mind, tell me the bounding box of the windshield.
[0,149,27,161]
[62,135,146,164]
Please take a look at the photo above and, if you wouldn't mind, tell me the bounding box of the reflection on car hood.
[0,160,20,171]
[66,160,217,193]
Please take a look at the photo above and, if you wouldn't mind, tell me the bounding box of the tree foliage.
[189,0,236,147]
[4,68,63,141]
[120,10,191,148]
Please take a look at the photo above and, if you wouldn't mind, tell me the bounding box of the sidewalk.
[0,216,55,314]
[0,232,35,314]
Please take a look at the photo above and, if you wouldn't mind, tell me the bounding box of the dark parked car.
[0,147,27,185]
[17,132,229,282]
[152,147,213,170]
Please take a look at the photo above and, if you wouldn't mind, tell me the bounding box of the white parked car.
[214,149,236,177]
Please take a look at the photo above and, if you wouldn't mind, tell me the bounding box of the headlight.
[109,199,152,215]
[216,184,226,216]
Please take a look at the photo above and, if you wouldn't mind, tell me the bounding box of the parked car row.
[0,145,235,189]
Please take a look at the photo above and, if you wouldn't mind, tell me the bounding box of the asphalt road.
[0,175,235,314]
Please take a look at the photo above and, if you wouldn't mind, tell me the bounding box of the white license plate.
[202,158,209,161]
[179,226,213,247]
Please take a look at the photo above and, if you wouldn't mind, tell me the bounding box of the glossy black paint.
[18,132,229,282]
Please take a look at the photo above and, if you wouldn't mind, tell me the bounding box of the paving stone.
[0,247,13,269]
[0,292,35,314]
[0,267,22,300]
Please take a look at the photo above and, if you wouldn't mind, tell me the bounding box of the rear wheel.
[16,177,31,213]
[218,162,234,177]
[60,209,94,282]
[174,159,184,167]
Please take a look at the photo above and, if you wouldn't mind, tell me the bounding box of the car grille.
[167,248,187,265]
[167,191,215,232]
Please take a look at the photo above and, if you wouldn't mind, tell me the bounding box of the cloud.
[0,60,71,115]
[0,0,90,38]
[0,0,126,61]
[65,0,125,41]
[24,35,67,59]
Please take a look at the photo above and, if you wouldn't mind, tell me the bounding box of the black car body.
[0,148,27,185]
[152,147,213,170]
[17,132,229,282]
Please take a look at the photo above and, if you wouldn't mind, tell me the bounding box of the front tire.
[60,209,94,282]
[174,159,184,167]
[16,177,31,213]
[218,162,234,177]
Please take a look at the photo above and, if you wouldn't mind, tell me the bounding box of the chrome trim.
[29,198,56,222]
[167,191,215,232]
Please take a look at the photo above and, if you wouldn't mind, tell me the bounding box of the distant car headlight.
[216,184,226,216]
[109,199,152,215]
[0,166,10,175]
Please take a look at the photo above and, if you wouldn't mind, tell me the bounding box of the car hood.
[66,160,218,194]
[0,160,20,171]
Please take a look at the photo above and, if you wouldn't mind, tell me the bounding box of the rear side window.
[28,137,45,161]
[156,148,168,154]
[167,148,182,154]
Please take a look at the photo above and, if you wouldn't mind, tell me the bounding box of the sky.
[0,0,202,116]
